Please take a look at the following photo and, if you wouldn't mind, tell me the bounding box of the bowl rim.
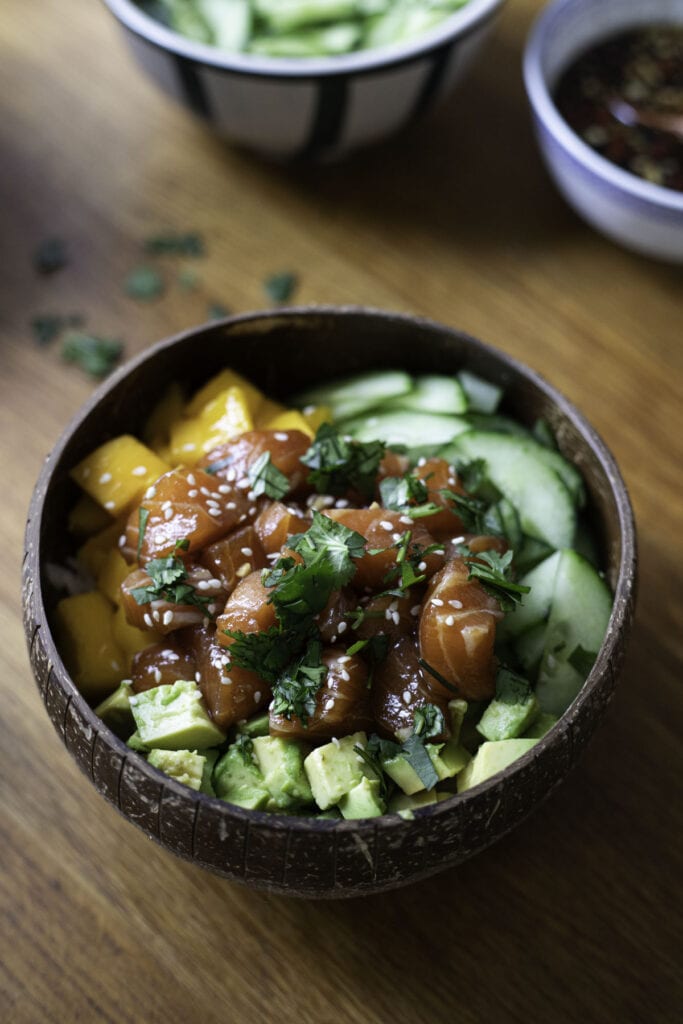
[101,0,506,79]
[523,0,683,213]
[26,305,637,839]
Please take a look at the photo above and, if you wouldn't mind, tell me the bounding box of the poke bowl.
[23,307,636,898]
[101,0,506,159]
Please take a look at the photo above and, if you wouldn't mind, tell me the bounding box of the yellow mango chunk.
[300,404,332,433]
[185,368,264,419]
[71,436,170,516]
[169,385,254,463]
[112,604,160,669]
[77,520,127,578]
[68,494,113,537]
[254,396,287,427]
[264,409,315,439]
[143,382,185,454]
[96,548,131,606]
[55,592,126,702]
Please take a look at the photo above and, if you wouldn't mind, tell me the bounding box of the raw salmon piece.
[199,429,311,494]
[131,637,197,693]
[270,648,373,740]
[192,624,270,731]
[372,635,448,741]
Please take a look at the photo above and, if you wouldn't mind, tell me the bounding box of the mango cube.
[300,404,332,433]
[55,591,126,702]
[96,548,131,606]
[143,382,185,454]
[77,519,127,578]
[169,385,254,463]
[71,436,169,516]
[112,603,160,669]
[254,396,287,427]
[68,494,113,537]
[185,368,264,419]
[263,409,315,439]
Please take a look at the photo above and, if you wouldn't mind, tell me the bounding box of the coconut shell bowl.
[22,308,637,898]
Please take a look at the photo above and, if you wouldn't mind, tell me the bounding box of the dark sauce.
[554,26,683,192]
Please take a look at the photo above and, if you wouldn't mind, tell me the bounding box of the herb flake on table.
[125,266,165,301]
[143,232,205,257]
[207,302,231,320]
[31,313,84,346]
[33,237,68,275]
[263,271,298,304]
[61,332,123,379]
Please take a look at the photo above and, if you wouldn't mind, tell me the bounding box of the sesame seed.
[330,635,337,644]
[99,472,112,484]
[207,604,217,615]
[182,443,196,452]
[402,689,412,704]
[118,535,126,548]
[208,507,221,517]
[143,613,153,628]
[161,500,171,511]
[331,736,340,747]
[339,669,350,682]
[237,478,250,489]
[226,501,237,510]
[335,498,349,508]
[337,621,347,634]
[380,520,394,531]
[218,484,231,494]
[431,598,444,607]
[131,465,147,477]
[144,485,156,499]
[452,536,465,545]
[162,610,174,625]
[254,691,261,703]
[274,432,289,441]
[153,667,162,684]
[411,605,421,616]
[188,489,198,498]
[240,547,253,557]
[445,615,455,626]
[417,457,426,467]
[196,580,210,591]
[248,507,257,516]
[104,501,115,511]
[226,468,237,482]
[247,490,257,502]
[163,507,173,520]
[152,610,161,622]
[211,491,221,500]
[449,599,463,609]
[391,611,400,626]
[206,498,220,509]
[195,671,202,682]
[392,532,403,543]
[418,561,427,571]
[324,699,335,712]
[399,515,413,526]
[220,676,232,686]
[186,474,196,486]
[236,562,251,578]
[200,486,211,496]
[337,655,351,664]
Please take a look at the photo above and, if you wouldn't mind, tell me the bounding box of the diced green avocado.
[429,742,471,780]
[130,680,226,750]
[94,680,135,736]
[477,692,540,742]
[316,808,343,820]
[213,743,270,810]
[199,749,219,796]
[524,712,558,739]
[147,748,206,791]
[303,731,370,811]
[447,699,468,743]
[338,777,385,820]
[237,712,270,738]
[382,752,424,796]
[127,730,149,752]
[388,789,438,814]
[457,738,539,793]
[252,736,313,810]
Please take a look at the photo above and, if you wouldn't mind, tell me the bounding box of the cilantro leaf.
[568,644,598,677]
[247,452,290,500]
[401,734,439,790]
[532,419,557,450]
[224,625,304,685]
[345,634,390,665]
[439,489,488,533]
[413,703,446,740]
[465,549,530,612]
[137,507,149,562]
[271,638,327,724]
[61,332,124,379]
[264,271,298,304]
[301,424,386,500]
[31,313,84,347]
[418,657,460,696]
[380,473,429,510]
[131,556,211,612]
[207,302,231,320]
[33,237,67,275]
[143,232,204,257]
[125,266,164,301]
[288,510,365,587]
[233,734,255,766]
[495,668,532,704]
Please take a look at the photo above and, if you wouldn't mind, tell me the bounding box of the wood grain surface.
[1,1,681,1022]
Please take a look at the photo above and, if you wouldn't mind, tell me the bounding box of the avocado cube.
[477,691,541,742]
[147,748,206,791]
[388,789,438,815]
[127,730,149,752]
[252,736,313,809]
[457,738,539,793]
[130,680,226,750]
[447,699,468,743]
[237,712,270,738]
[428,741,471,780]
[199,749,219,796]
[338,777,386,820]
[382,752,425,796]
[94,680,135,736]
[213,743,270,810]
[303,732,370,811]
[524,712,558,739]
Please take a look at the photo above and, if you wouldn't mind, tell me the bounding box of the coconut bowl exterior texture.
[23,308,637,899]
[102,0,505,160]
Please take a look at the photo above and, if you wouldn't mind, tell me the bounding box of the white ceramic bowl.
[103,0,505,160]
[524,0,683,263]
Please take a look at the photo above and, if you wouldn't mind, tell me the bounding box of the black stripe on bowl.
[174,55,213,120]
[408,40,455,125]
[294,76,349,161]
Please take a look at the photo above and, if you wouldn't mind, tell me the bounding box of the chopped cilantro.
[495,668,532,704]
[401,734,439,790]
[247,452,290,500]
[204,454,234,475]
[30,313,84,346]
[301,424,386,500]
[264,271,297,304]
[143,232,204,257]
[61,332,123,379]
[379,474,428,510]
[454,458,492,498]
[207,302,231,320]
[136,507,150,561]
[125,266,165,300]
[345,634,390,665]
[33,237,68,275]
[465,549,530,612]
[131,556,211,612]
[439,489,489,533]
[568,644,598,677]
[177,267,200,290]
[234,734,255,766]
[413,703,445,740]
[271,638,327,724]
[418,657,460,695]
[532,419,557,450]
[224,626,304,684]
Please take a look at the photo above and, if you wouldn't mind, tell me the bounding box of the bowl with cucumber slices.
[101,0,505,159]
[23,307,636,898]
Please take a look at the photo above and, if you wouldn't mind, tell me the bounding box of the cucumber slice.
[464,412,532,438]
[536,550,612,716]
[254,0,359,33]
[385,374,468,415]
[449,433,576,551]
[514,535,555,575]
[532,446,585,507]
[514,621,547,675]
[343,410,470,448]
[457,371,502,414]
[293,370,411,422]
[499,551,562,640]
[198,0,250,50]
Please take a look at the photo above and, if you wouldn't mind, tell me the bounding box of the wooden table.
[1,1,681,1021]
